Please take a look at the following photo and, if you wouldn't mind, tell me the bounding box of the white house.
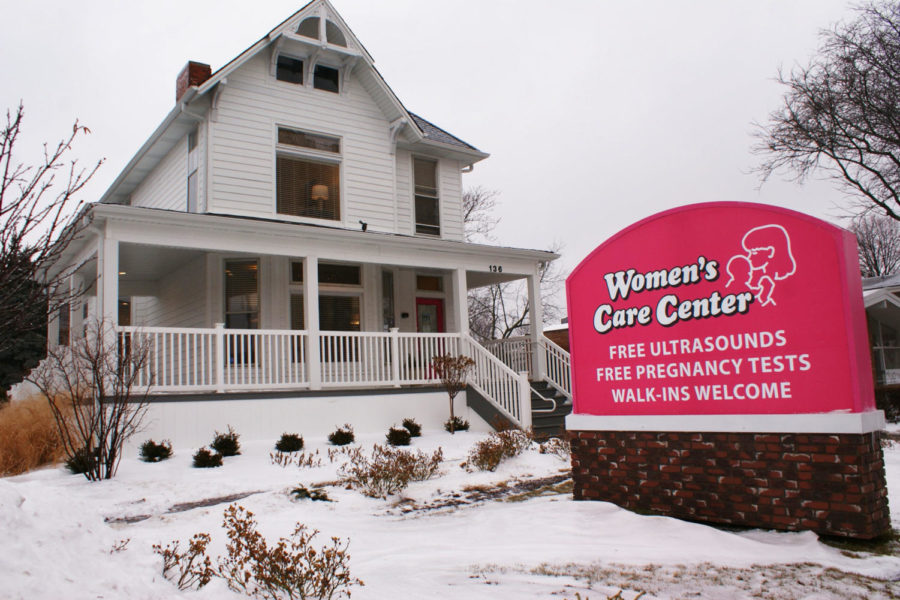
[47,1,571,445]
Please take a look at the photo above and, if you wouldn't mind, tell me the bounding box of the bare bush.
[218,504,362,599]
[153,533,215,591]
[270,449,323,469]
[538,436,572,462]
[431,354,475,433]
[29,319,152,481]
[465,430,533,472]
[0,395,66,475]
[338,444,444,498]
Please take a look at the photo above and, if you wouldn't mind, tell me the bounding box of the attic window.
[314,65,340,93]
[297,17,319,39]
[276,56,304,84]
[325,21,347,47]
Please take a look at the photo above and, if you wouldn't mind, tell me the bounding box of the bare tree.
[0,103,102,355]
[850,212,900,276]
[29,320,152,480]
[755,2,900,219]
[431,354,475,433]
[462,186,564,340]
[463,186,500,242]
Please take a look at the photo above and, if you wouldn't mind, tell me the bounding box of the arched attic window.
[297,17,319,39]
[325,21,347,47]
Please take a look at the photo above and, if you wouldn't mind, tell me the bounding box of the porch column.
[305,255,321,390]
[97,235,119,330]
[527,268,545,381]
[452,268,468,336]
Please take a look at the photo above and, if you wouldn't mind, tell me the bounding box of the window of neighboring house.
[276,55,304,84]
[313,65,340,93]
[414,157,440,236]
[870,317,900,384]
[276,128,341,221]
[187,130,199,212]
[224,259,259,329]
[57,303,70,346]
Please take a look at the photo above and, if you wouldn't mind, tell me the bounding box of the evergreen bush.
[328,424,355,446]
[401,418,422,437]
[140,439,173,463]
[210,426,240,457]
[275,433,304,453]
[193,448,223,468]
[386,426,411,446]
[444,416,469,433]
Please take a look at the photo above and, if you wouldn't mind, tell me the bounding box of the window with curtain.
[414,157,439,236]
[224,259,259,329]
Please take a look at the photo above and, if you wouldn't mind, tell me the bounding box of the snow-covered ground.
[3,431,900,599]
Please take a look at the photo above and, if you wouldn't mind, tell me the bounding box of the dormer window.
[276,56,304,84]
[314,65,340,93]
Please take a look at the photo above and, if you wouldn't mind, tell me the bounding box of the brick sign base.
[569,428,890,539]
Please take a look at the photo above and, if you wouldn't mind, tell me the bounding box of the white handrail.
[463,334,531,429]
[540,335,571,399]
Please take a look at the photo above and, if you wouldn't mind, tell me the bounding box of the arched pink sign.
[566,202,874,416]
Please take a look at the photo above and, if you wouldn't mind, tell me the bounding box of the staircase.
[530,380,572,440]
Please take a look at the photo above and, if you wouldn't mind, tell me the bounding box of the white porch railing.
[117,325,536,430]
[484,334,572,400]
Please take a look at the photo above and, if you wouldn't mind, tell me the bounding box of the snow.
[3,431,900,599]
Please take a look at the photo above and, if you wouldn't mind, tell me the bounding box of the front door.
[416,298,445,332]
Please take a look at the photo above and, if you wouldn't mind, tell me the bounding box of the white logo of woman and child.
[725,224,796,307]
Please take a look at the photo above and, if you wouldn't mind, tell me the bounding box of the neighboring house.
[863,273,900,387]
[47,1,571,445]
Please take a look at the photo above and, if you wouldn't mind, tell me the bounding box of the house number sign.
[489,265,503,273]
[566,202,874,417]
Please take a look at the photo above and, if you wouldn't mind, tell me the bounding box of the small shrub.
[328,424,355,446]
[66,447,98,474]
[193,448,223,468]
[290,485,332,502]
[444,416,469,433]
[0,397,67,476]
[210,425,241,457]
[465,429,533,472]
[539,436,571,461]
[275,432,304,453]
[140,439,173,463]
[386,426,411,446]
[153,533,215,591]
[401,418,422,437]
[218,504,362,598]
[339,443,444,498]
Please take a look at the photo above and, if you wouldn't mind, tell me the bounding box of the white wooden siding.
[440,159,464,241]
[132,256,207,327]
[131,137,188,211]
[208,52,397,231]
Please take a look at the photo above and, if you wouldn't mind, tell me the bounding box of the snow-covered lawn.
[3,431,900,599]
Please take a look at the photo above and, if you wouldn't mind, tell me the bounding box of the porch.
[52,205,566,430]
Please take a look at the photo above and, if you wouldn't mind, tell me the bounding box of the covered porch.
[53,205,568,430]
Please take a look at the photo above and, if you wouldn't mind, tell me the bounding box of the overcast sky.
[1,0,862,282]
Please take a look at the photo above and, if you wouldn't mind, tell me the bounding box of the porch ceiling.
[119,244,206,281]
[467,270,525,289]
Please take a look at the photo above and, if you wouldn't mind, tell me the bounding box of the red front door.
[415,298,445,333]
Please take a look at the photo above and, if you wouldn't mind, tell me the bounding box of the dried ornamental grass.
[0,397,67,476]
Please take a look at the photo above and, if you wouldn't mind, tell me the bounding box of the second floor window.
[414,157,439,236]
[276,128,341,221]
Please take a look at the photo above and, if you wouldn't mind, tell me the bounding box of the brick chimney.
[175,61,212,102]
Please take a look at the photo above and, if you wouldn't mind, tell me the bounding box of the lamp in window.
[311,184,329,202]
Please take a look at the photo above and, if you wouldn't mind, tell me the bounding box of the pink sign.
[566,202,874,416]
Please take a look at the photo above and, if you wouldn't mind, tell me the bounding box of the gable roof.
[99,0,486,205]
